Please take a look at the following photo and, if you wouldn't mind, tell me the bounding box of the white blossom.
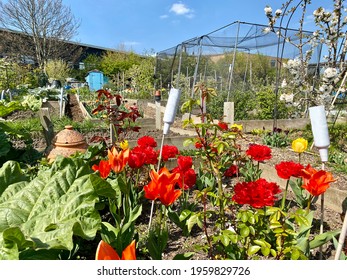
[313,8,324,17]
[319,84,333,94]
[275,9,282,16]
[281,79,287,88]
[323,67,338,79]
[264,6,272,16]
[263,27,271,34]
[280,93,294,103]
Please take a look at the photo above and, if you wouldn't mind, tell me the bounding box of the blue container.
[85,70,108,91]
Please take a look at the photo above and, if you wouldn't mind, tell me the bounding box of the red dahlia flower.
[246,144,272,161]
[232,178,281,208]
[275,161,304,180]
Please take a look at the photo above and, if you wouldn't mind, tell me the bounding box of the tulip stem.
[319,162,326,260]
[281,180,289,210]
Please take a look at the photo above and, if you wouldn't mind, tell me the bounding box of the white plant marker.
[148,88,182,232]
[309,105,330,260]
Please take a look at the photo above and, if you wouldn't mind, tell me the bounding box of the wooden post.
[223,101,234,125]
[38,108,55,148]
[155,101,161,130]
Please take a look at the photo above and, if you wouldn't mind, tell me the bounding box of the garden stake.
[309,105,330,260]
[148,88,181,233]
[334,209,347,259]
[319,162,325,260]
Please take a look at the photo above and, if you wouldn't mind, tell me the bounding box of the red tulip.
[92,159,111,179]
[275,161,304,180]
[232,178,281,208]
[177,155,193,172]
[95,240,136,260]
[144,167,181,206]
[128,147,146,169]
[246,144,272,161]
[160,145,179,161]
[300,164,336,196]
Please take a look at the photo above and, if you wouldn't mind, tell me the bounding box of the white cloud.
[169,2,194,18]
[160,14,169,19]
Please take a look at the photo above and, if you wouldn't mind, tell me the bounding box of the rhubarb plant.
[0,157,117,260]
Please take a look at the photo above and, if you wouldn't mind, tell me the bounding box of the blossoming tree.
[265,0,347,115]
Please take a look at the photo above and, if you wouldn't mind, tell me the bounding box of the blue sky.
[64,0,332,54]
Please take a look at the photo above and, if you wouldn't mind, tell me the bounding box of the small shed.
[85,70,108,91]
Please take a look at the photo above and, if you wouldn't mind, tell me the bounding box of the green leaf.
[0,130,11,158]
[0,157,117,259]
[309,230,340,249]
[100,222,119,245]
[147,226,168,260]
[261,246,270,256]
[253,239,266,247]
[183,138,195,147]
[173,252,194,260]
[217,142,224,154]
[0,101,23,118]
[270,249,277,258]
[179,209,192,222]
[116,176,129,196]
[0,161,29,197]
[240,226,250,237]
[120,205,142,234]
[186,213,203,233]
[247,245,261,256]
[241,211,248,223]
[220,234,230,247]
[186,214,198,233]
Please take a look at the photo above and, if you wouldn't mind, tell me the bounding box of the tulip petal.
[95,240,120,260]
[121,240,136,260]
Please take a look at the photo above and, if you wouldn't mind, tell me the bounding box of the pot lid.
[53,125,87,147]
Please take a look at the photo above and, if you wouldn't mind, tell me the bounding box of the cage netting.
[155,21,322,122]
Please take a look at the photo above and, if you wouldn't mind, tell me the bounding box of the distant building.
[0,27,127,69]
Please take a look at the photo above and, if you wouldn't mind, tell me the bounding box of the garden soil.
[4,94,347,260]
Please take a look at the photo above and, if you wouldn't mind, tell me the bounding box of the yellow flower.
[292,138,308,153]
[120,140,129,150]
[231,124,243,131]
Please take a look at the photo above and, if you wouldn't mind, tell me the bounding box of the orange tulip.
[92,159,111,179]
[95,240,136,260]
[300,164,336,196]
[158,183,182,206]
[144,167,181,206]
[108,146,129,173]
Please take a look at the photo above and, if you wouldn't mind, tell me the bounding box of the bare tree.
[0,0,80,71]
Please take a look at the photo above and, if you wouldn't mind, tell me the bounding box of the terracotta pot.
[47,125,88,162]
